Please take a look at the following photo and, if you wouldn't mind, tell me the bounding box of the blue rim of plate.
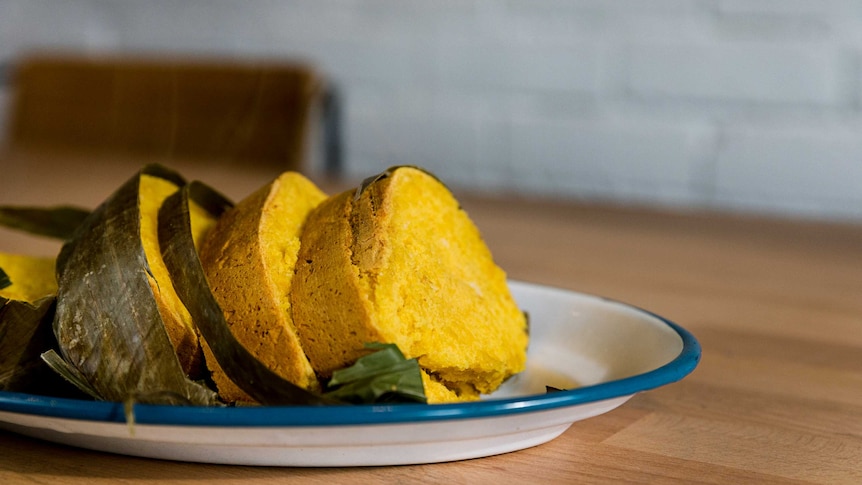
[0,299,700,428]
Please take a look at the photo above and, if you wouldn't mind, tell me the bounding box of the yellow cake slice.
[291,166,528,403]
[198,172,327,403]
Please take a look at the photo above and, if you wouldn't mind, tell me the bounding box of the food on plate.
[292,166,529,403]
[0,164,528,406]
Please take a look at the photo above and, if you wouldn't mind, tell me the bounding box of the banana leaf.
[0,254,82,397]
[46,164,219,405]
[323,343,426,404]
[0,295,57,393]
[157,181,335,405]
[0,268,10,290]
[0,205,90,240]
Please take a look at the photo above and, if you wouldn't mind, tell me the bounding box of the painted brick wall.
[1,0,861,221]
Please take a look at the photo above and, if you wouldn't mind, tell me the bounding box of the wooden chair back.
[5,54,330,172]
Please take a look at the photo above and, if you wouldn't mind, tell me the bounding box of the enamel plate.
[0,281,700,466]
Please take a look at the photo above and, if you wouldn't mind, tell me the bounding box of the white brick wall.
[1,0,862,221]
[509,114,715,204]
[628,42,847,106]
[716,119,862,219]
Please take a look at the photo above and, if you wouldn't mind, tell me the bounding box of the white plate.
[0,281,700,466]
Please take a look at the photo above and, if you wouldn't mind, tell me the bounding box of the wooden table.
[1,153,861,483]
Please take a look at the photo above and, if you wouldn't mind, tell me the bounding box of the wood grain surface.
[1,153,860,484]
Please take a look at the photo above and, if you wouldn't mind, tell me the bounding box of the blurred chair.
[3,53,340,174]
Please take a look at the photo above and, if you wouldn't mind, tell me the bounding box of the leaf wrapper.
[50,164,218,405]
[0,253,81,396]
[324,343,427,404]
[0,206,91,240]
[158,181,335,405]
[0,269,10,290]
[0,296,61,393]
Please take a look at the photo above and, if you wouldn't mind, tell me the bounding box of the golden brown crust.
[290,190,385,377]
[199,172,324,403]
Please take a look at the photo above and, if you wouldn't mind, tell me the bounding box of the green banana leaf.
[0,268,10,290]
[324,343,426,404]
[0,295,56,393]
[46,164,219,405]
[0,205,90,240]
[0,288,82,397]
